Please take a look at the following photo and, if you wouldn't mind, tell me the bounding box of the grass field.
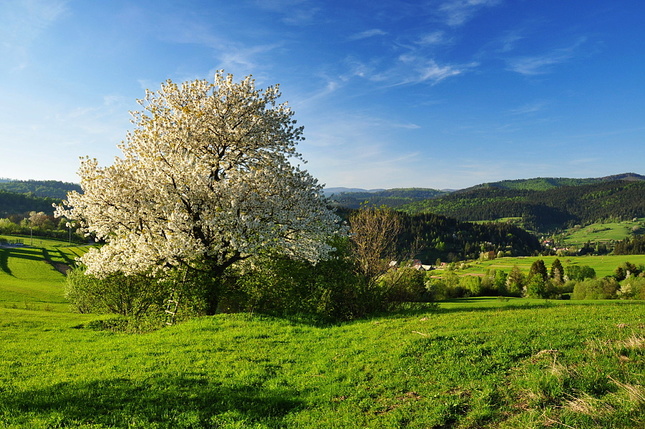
[1,237,644,428]
[560,218,645,247]
[443,254,645,279]
[0,234,87,310]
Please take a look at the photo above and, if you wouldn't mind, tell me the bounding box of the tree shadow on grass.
[0,249,11,276]
[0,375,304,428]
[1,247,46,263]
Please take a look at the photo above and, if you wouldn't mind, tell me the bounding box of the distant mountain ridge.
[465,172,645,192]
[327,188,449,209]
[400,177,645,232]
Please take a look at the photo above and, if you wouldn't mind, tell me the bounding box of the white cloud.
[349,29,387,41]
[508,100,550,115]
[392,56,472,85]
[507,37,587,75]
[436,0,502,27]
[253,0,320,25]
[416,31,448,46]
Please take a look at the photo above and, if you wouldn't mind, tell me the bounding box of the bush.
[234,241,386,322]
[65,266,206,321]
[618,276,645,299]
[572,277,619,300]
[378,267,428,303]
[565,265,596,281]
[425,271,470,300]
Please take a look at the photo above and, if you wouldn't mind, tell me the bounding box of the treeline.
[401,180,645,231]
[329,188,448,209]
[398,212,541,263]
[0,210,85,243]
[428,259,645,301]
[0,190,59,217]
[470,173,644,192]
[0,179,81,199]
[614,235,645,255]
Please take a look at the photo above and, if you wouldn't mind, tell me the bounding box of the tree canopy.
[56,72,340,305]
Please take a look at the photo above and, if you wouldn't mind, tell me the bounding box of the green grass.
[0,238,644,427]
[444,254,645,278]
[0,235,87,310]
[1,300,644,428]
[560,218,645,247]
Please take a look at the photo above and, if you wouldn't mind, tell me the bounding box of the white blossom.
[56,71,340,277]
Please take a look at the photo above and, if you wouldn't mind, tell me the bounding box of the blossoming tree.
[56,72,340,313]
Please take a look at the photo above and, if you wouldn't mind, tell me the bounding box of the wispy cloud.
[497,30,524,53]
[415,31,449,46]
[508,100,550,115]
[254,0,320,25]
[507,37,588,75]
[436,0,503,27]
[392,55,473,85]
[348,29,387,41]
[0,0,68,70]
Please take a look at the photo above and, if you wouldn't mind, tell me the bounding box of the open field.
[1,300,644,428]
[1,236,644,427]
[0,235,87,310]
[560,218,645,247]
[442,254,645,279]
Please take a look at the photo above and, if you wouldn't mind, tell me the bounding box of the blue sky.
[1,0,644,190]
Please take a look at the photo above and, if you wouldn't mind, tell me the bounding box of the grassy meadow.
[560,218,645,247]
[1,237,645,428]
[444,254,645,279]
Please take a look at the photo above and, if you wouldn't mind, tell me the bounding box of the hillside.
[398,212,540,262]
[467,173,645,192]
[0,179,81,199]
[400,179,645,232]
[0,190,60,217]
[328,188,448,209]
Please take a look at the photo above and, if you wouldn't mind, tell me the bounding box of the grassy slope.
[561,219,644,246]
[0,235,86,310]
[1,301,644,428]
[448,254,645,278]
[0,238,644,428]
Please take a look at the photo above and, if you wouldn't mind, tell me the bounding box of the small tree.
[550,258,565,285]
[349,206,402,283]
[56,72,341,314]
[506,265,524,296]
[528,259,548,282]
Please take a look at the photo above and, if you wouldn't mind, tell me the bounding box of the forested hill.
[400,179,645,232]
[328,188,448,209]
[398,212,541,262]
[465,173,645,192]
[0,191,59,217]
[0,179,81,199]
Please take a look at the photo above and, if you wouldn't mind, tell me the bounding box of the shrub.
[234,241,386,322]
[618,276,645,299]
[566,265,596,281]
[572,277,619,300]
[65,266,206,321]
[65,266,168,318]
[378,267,428,303]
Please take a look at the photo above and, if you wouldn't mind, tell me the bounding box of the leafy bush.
[425,271,470,300]
[565,265,596,281]
[234,242,388,322]
[572,277,619,300]
[617,276,645,299]
[65,266,206,321]
[378,267,428,303]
